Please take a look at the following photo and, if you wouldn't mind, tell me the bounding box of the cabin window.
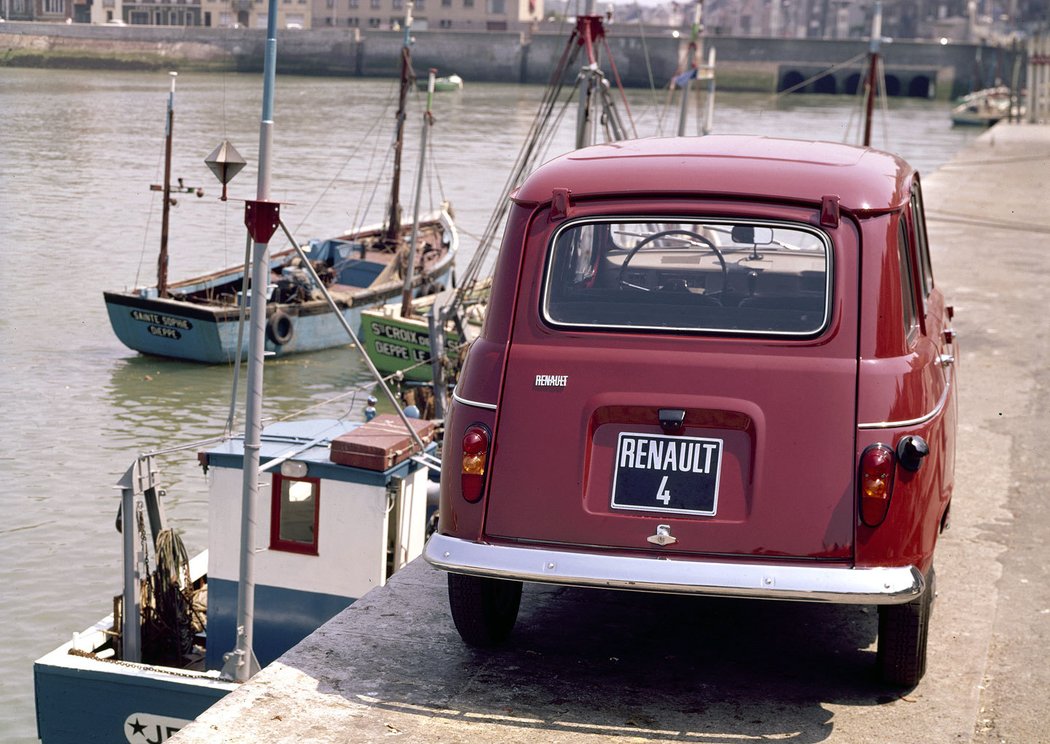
[542,218,832,337]
[270,474,320,555]
[897,220,920,344]
[910,183,935,299]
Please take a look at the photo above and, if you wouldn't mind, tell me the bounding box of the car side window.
[897,219,920,344]
[910,181,935,300]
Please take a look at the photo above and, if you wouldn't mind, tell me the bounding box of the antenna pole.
[225,0,280,685]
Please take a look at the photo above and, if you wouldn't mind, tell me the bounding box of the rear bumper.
[425,533,924,605]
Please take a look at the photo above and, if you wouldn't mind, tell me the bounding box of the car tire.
[877,566,935,686]
[447,573,522,647]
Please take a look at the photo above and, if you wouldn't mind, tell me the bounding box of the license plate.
[611,432,723,516]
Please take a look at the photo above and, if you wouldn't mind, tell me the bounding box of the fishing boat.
[36,4,445,743]
[359,11,641,389]
[360,279,488,383]
[417,72,463,92]
[103,11,457,365]
[33,414,437,744]
[950,85,1024,127]
[103,209,457,364]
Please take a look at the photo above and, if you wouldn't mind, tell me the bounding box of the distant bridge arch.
[776,64,937,99]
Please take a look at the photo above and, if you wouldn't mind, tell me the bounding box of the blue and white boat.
[33,415,436,744]
[103,4,457,366]
[38,4,444,742]
[103,208,458,363]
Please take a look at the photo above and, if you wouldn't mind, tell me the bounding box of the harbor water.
[0,66,981,743]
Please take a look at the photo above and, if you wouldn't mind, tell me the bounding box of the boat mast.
[575,0,600,149]
[157,72,177,298]
[225,0,281,685]
[677,1,703,136]
[384,1,415,246]
[401,68,436,318]
[862,1,883,147]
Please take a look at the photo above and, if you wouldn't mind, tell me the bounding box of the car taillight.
[461,424,491,503]
[859,444,896,527]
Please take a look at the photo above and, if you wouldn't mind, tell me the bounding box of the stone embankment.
[0,21,1003,97]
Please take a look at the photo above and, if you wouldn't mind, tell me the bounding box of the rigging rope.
[133,129,168,290]
[636,17,666,136]
[291,92,396,235]
[601,35,639,139]
[451,26,582,298]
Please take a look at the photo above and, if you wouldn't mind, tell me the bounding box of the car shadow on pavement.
[309,575,908,744]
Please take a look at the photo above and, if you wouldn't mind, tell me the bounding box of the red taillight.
[859,444,896,527]
[461,424,490,503]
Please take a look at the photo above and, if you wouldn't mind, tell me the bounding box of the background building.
[310,0,542,32]
[199,0,312,28]
[5,0,1045,41]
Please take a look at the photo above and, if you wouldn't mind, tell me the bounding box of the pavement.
[170,123,1050,744]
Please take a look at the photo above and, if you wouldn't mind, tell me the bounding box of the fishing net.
[141,528,202,666]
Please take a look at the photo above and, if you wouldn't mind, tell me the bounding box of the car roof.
[513,135,915,214]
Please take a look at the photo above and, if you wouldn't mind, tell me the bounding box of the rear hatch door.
[483,215,859,561]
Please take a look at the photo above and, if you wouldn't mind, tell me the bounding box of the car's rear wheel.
[447,573,522,647]
[877,566,935,686]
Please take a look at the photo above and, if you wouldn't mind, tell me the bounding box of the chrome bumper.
[425,533,924,605]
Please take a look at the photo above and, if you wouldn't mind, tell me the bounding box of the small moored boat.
[33,415,437,744]
[950,85,1025,127]
[103,209,458,364]
[417,73,463,92]
[104,17,457,365]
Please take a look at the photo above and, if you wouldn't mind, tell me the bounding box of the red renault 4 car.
[425,135,958,686]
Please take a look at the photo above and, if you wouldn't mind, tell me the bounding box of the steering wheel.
[617,229,728,294]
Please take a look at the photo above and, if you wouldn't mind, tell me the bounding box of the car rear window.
[542,218,831,336]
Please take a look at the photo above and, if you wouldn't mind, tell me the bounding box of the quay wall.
[0,21,1016,98]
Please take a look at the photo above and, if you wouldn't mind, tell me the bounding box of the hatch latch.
[647,524,678,547]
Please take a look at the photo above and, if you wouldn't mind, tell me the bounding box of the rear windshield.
[542,218,831,336]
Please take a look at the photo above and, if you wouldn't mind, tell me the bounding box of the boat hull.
[103,288,448,364]
[105,211,458,363]
[34,617,236,744]
[359,307,463,383]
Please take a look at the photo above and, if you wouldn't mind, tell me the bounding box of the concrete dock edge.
[169,122,1050,744]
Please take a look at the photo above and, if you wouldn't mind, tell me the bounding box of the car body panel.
[432,136,956,606]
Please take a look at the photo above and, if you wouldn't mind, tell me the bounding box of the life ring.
[267,311,294,346]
